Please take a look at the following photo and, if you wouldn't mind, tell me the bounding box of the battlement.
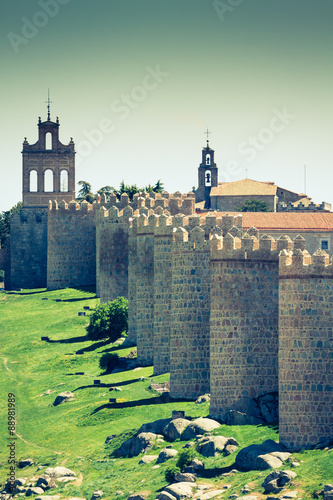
[279,248,333,277]
[173,225,210,251]
[48,199,95,215]
[11,209,48,225]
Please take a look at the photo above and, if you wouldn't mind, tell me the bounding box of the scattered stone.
[139,455,158,464]
[115,432,158,457]
[224,445,238,456]
[44,467,76,478]
[114,387,122,391]
[223,410,263,426]
[191,458,205,470]
[152,465,160,469]
[16,479,27,486]
[182,442,195,449]
[56,477,76,483]
[35,496,61,500]
[157,438,165,444]
[262,470,297,493]
[290,461,300,467]
[222,485,231,490]
[116,492,124,497]
[195,394,211,404]
[323,484,333,500]
[164,481,197,500]
[156,492,177,500]
[36,475,58,490]
[156,448,178,464]
[53,392,74,406]
[174,472,196,483]
[197,490,226,500]
[26,487,45,496]
[105,435,116,444]
[181,418,221,440]
[127,493,148,500]
[91,490,103,500]
[236,440,285,471]
[197,436,238,457]
[17,459,34,469]
[39,390,55,397]
[139,418,172,435]
[239,496,257,500]
[270,452,291,462]
[163,419,191,441]
[281,492,298,499]
[241,485,252,494]
[229,495,239,499]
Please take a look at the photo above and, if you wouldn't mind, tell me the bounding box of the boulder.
[236,440,285,471]
[163,419,191,441]
[156,492,177,500]
[44,467,76,478]
[182,442,195,449]
[174,472,196,483]
[105,435,116,444]
[17,459,34,469]
[53,392,74,406]
[224,444,238,456]
[138,418,171,435]
[35,496,61,500]
[197,436,238,457]
[26,487,45,496]
[139,455,158,464]
[191,458,205,470]
[36,475,58,490]
[262,470,297,493]
[323,485,333,500]
[198,491,226,500]
[115,432,158,457]
[156,448,178,464]
[91,491,103,500]
[164,482,197,500]
[223,410,263,426]
[195,394,210,404]
[127,494,148,500]
[181,418,220,440]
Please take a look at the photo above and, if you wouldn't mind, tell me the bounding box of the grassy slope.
[0,288,332,500]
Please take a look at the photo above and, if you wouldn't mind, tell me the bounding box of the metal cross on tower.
[45,89,52,121]
[205,128,211,144]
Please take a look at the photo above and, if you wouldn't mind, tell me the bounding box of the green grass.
[0,288,332,500]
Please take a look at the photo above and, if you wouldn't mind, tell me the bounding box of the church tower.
[22,95,75,206]
[195,135,218,208]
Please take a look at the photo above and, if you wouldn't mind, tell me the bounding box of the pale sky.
[1,0,332,212]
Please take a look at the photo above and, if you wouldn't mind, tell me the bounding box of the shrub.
[176,447,197,470]
[86,297,128,341]
[99,352,120,373]
[164,462,181,483]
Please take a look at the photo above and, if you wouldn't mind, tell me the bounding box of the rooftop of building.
[210,178,278,197]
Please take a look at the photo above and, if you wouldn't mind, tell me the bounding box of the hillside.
[0,288,332,500]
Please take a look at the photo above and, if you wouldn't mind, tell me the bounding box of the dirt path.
[15,433,70,456]
[2,357,10,371]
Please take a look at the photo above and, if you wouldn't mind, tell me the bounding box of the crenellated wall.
[170,221,211,399]
[279,247,333,450]
[10,207,48,289]
[47,200,96,290]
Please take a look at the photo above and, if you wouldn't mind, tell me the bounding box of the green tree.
[86,297,128,342]
[236,199,272,212]
[0,202,22,246]
[77,181,95,202]
[99,352,120,373]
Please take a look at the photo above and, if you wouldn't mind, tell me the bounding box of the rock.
[115,432,158,457]
[35,496,61,500]
[241,486,252,494]
[281,492,298,499]
[239,496,257,500]
[156,448,178,463]
[44,467,76,478]
[323,485,333,500]
[139,455,158,464]
[26,487,45,496]
[114,387,122,391]
[223,410,263,426]
[174,473,196,483]
[197,436,238,457]
[270,452,291,462]
[36,475,58,490]
[156,492,177,500]
[191,458,205,470]
[236,440,286,471]
[163,419,191,441]
[91,491,103,500]
[105,435,116,444]
[139,418,171,435]
[262,470,297,493]
[16,479,27,486]
[290,461,300,467]
[17,459,34,469]
[157,438,165,444]
[53,392,74,406]
[152,465,160,469]
[182,442,195,449]
[181,418,221,440]
[164,482,197,500]
[224,445,238,456]
[195,394,211,404]
[256,392,279,425]
[229,495,239,499]
[198,491,226,500]
[56,477,76,483]
[127,494,148,500]
[116,492,124,497]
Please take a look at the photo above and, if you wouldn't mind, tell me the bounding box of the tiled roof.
[210,178,277,197]
[199,211,333,232]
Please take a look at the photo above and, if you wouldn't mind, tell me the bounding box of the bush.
[176,447,197,470]
[164,462,181,483]
[86,297,128,342]
[99,353,120,373]
[0,269,4,281]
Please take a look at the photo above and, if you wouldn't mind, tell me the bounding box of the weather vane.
[205,128,211,145]
[45,89,52,121]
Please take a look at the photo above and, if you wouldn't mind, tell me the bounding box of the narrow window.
[205,170,212,187]
[60,170,69,192]
[206,154,210,165]
[321,240,329,251]
[29,170,38,192]
[44,169,54,192]
[45,132,52,150]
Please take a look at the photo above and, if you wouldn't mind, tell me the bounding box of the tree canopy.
[76,180,164,202]
[236,199,272,212]
[0,202,22,246]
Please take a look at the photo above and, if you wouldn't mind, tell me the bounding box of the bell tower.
[22,93,75,207]
[195,131,218,208]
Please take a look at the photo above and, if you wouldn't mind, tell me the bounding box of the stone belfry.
[22,93,75,206]
[195,130,218,209]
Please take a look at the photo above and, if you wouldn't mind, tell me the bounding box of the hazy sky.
[1,0,332,212]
